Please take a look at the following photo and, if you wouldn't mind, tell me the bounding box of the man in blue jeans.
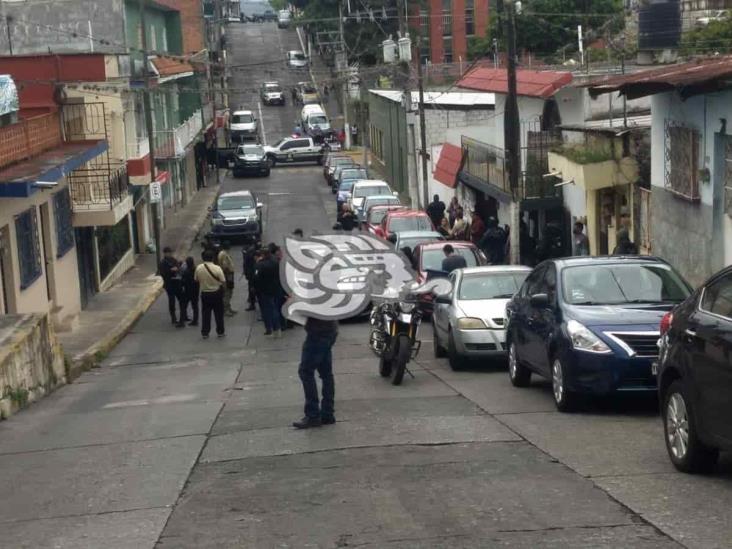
[293,317,339,429]
[254,248,282,337]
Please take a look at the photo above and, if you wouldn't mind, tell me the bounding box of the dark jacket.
[442,254,468,273]
[181,263,198,297]
[305,317,338,336]
[340,211,357,231]
[254,257,281,296]
[426,200,446,225]
[243,246,257,280]
[159,257,182,291]
[479,227,507,264]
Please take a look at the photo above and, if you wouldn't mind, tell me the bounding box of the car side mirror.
[529,293,550,309]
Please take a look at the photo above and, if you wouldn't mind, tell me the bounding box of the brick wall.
[155,0,204,53]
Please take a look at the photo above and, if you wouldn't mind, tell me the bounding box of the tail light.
[660,312,673,335]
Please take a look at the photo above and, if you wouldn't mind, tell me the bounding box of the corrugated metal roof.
[457,67,573,99]
[368,89,495,106]
[585,56,732,99]
[150,57,195,79]
[560,113,652,134]
[434,143,463,188]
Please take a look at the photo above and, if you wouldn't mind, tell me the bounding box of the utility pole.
[139,0,162,266]
[338,2,351,149]
[504,0,521,265]
[360,78,368,167]
[4,16,13,55]
[211,0,221,184]
[416,39,429,210]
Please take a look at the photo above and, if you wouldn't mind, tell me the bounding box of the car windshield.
[459,272,528,300]
[239,146,264,156]
[272,138,285,147]
[365,197,400,209]
[389,215,432,232]
[423,248,479,272]
[309,115,328,125]
[562,263,691,305]
[399,235,443,250]
[292,52,306,60]
[340,169,367,180]
[333,158,355,167]
[219,196,255,210]
[264,85,281,92]
[354,185,390,198]
[232,114,253,124]
[338,180,356,192]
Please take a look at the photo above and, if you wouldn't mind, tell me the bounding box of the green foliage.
[269,0,289,10]
[483,0,624,61]
[681,19,732,55]
[4,386,29,407]
[552,144,614,164]
[468,36,495,61]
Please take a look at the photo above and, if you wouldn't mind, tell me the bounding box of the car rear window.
[389,215,432,232]
[354,185,390,198]
[340,169,367,180]
[232,114,253,124]
[219,196,254,210]
[422,248,479,272]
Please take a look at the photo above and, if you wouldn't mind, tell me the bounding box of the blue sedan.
[505,256,691,412]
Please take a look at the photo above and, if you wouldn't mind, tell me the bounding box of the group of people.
[243,240,290,337]
[158,240,237,339]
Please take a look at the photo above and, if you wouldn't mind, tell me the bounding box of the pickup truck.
[263,136,324,166]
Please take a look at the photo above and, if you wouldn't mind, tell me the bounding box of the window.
[53,188,75,258]
[701,274,732,319]
[371,126,384,160]
[442,0,452,36]
[465,0,475,35]
[444,37,453,62]
[15,208,42,290]
[664,121,700,201]
[459,272,528,300]
[97,216,131,281]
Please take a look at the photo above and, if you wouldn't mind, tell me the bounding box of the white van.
[300,104,330,134]
[277,10,291,28]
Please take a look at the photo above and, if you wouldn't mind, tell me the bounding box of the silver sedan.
[432,266,531,370]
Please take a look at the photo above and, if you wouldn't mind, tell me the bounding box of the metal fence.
[461,136,509,194]
[68,163,129,210]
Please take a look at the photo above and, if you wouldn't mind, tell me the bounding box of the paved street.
[0,22,731,549]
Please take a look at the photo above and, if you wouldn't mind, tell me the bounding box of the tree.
[681,19,732,55]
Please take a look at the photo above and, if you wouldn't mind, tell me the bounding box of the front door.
[75,227,97,309]
[694,273,732,442]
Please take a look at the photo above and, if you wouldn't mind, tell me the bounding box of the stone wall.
[0,314,67,420]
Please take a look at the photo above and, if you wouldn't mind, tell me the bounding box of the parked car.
[358,195,401,224]
[657,265,732,473]
[505,257,692,412]
[263,136,323,166]
[364,205,407,235]
[229,109,258,143]
[232,144,270,177]
[297,82,319,104]
[332,166,368,193]
[349,180,394,212]
[376,210,435,240]
[300,104,331,135]
[334,167,368,212]
[324,156,356,185]
[263,9,277,21]
[434,266,532,369]
[277,9,291,28]
[393,231,444,256]
[260,82,285,106]
[209,190,263,242]
[287,50,308,68]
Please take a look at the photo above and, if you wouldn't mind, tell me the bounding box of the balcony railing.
[0,112,62,170]
[462,137,509,194]
[126,135,150,160]
[69,163,130,210]
[155,109,204,159]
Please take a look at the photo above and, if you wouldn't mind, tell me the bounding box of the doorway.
[75,227,97,309]
[0,225,14,314]
[39,203,55,305]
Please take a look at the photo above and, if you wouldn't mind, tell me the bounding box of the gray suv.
[210,190,262,242]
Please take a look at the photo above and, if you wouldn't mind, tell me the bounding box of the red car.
[375,210,434,240]
[364,204,407,235]
[411,241,487,314]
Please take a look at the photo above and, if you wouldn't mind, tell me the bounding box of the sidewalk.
[59,181,220,378]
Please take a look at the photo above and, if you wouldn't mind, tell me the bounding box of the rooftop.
[369,90,496,107]
[586,56,732,99]
[457,68,573,99]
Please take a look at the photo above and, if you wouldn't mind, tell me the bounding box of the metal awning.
[0,140,108,197]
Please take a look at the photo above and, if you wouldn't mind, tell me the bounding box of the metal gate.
[639,187,652,255]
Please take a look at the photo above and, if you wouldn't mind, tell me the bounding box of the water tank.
[398,35,412,62]
[382,38,397,63]
[638,1,680,50]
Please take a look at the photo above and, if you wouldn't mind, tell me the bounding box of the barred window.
[466,0,475,35]
[53,188,75,257]
[664,121,700,201]
[15,208,42,290]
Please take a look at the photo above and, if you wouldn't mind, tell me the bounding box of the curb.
[66,188,218,378]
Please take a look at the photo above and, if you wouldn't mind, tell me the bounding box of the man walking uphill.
[293,317,339,429]
[159,246,185,327]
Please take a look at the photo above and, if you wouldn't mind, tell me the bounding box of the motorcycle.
[369,297,423,385]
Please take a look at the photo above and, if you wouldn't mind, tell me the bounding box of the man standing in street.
[479,217,507,265]
[426,194,446,230]
[441,244,468,273]
[217,241,237,317]
[194,249,226,339]
[159,246,185,328]
[572,221,590,256]
[254,248,282,337]
[243,242,259,311]
[293,317,339,429]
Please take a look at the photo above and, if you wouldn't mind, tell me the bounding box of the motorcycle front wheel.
[392,334,411,386]
[379,355,392,377]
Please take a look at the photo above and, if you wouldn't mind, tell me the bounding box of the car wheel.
[663,380,719,473]
[262,169,270,177]
[447,329,465,371]
[232,170,241,178]
[432,319,446,358]
[266,155,276,167]
[551,357,577,412]
[508,342,531,387]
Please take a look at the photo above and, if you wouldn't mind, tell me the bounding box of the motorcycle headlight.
[399,302,415,313]
[457,317,487,330]
[566,320,611,354]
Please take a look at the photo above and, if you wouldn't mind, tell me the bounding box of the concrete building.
[587,57,732,286]
[367,89,495,208]
[414,0,490,64]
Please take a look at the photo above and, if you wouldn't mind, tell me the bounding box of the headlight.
[566,320,611,354]
[457,317,487,330]
[399,302,415,313]
[211,213,223,225]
